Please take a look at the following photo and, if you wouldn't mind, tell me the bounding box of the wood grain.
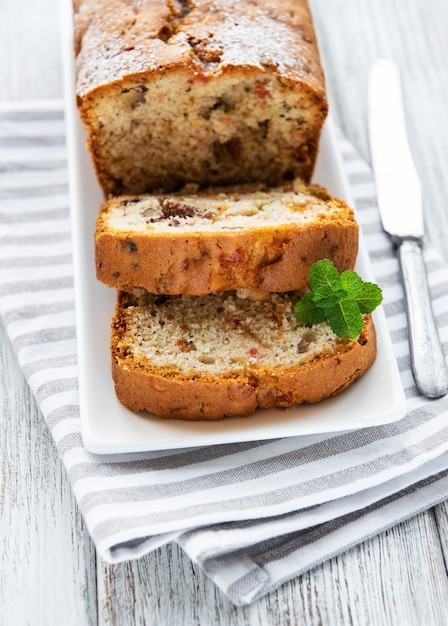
[0,0,62,100]
[310,0,448,262]
[1,0,448,624]
[0,321,97,626]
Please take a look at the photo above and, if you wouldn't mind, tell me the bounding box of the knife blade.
[368,58,448,398]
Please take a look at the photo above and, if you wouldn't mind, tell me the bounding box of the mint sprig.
[294,259,383,339]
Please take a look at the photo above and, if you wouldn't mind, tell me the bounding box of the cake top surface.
[73,0,326,98]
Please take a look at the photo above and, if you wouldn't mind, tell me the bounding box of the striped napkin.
[1,99,448,606]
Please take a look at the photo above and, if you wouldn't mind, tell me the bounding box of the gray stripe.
[0,110,64,122]
[110,537,157,557]
[430,280,448,301]
[384,299,448,330]
[364,246,396,262]
[340,149,360,162]
[180,502,321,541]
[0,183,68,199]
[0,276,73,296]
[22,354,78,379]
[12,325,76,352]
[35,377,78,402]
[403,382,421,400]
[0,136,65,147]
[436,313,448,333]
[359,221,384,236]
[223,567,267,603]
[432,312,448,332]
[426,254,448,270]
[0,254,72,270]
[347,171,373,185]
[383,299,406,318]
[2,300,74,325]
[70,439,279,477]
[46,405,81,431]
[0,231,71,246]
[244,468,448,567]
[390,329,410,348]
[379,264,448,301]
[354,196,378,210]
[89,425,448,540]
[73,400,448,493]
[376,271,402,288]
[0,208,69,224]
[0,160,67,173]
[225,471,448,603]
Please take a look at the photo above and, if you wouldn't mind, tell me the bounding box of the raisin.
[123,239,138,253]
[158,197,196,219]
[297,339,309,353]
[176,338,196,352]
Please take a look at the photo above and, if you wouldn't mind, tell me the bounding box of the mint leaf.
[312,283,346,311]
[356,282,383,314]
[327,299,363,340]
[294,292,327,323]
[294,259,383,339]
[340,270,364,299]
[308,259,339,291]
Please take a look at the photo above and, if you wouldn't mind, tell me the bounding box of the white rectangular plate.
[63,7,406,454]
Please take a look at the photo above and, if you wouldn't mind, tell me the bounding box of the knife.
[368,58,448,398]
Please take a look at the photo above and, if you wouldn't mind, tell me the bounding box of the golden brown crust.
[96,216,358,295]
[74,0,326,99]
[95,184,359,294]
[111,315,377,420]
[111,366,259,419]
[255,317,377,407]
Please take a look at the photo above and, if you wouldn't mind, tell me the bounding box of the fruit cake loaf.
[111,288,377,420]
[95,179,358,295]
[73,0,328,195]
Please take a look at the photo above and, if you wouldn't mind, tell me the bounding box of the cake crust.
[95,181,358,294]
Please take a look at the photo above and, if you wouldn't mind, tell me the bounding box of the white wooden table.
[2,1,448,623]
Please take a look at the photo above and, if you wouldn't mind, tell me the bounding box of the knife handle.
[398,238,448,398]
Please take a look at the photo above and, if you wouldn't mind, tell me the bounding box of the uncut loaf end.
[111,289,377,420]
[95,179,359,295]
[74,0,328,196]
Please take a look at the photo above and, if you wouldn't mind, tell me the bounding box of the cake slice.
[95,179,359,295]
[74,0,328,195]
[111,288,376,420]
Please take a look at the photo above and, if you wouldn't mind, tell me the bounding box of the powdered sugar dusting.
[74,0,326,96]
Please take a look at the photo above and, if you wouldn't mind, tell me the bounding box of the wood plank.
[433,502,448,574]
[98,511,448,626]
[0,1,97,623]
[0,0,63,100]
[0,321,98,626]
[97,543,317,626]
[310,0,448,262]
[320,513,448,625]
